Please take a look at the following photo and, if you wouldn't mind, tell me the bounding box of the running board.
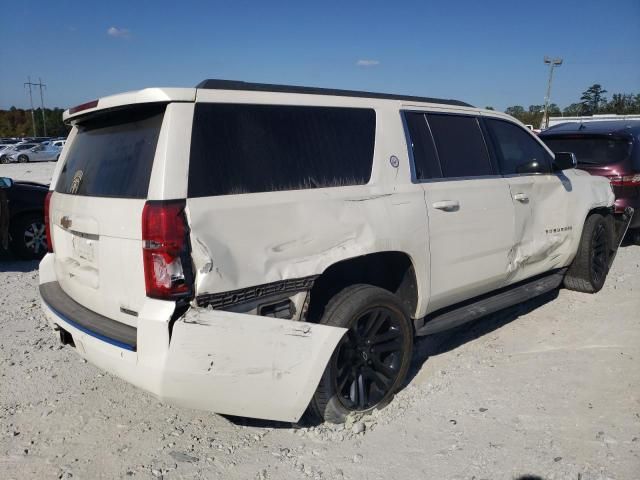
[415,269,566,336]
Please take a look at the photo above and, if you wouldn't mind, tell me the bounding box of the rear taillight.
[44,191,53,253]
[142,200,193,300]
[609,174,640,186]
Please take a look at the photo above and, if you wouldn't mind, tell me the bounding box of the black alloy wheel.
[18,154,29,163]
[590,221,608,285]
[564,213,611,293]
[310,284,413,423]
[332,307,405,411]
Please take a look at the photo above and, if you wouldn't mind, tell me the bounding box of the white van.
[39,80,630,423]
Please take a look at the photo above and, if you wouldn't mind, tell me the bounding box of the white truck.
[39,80,632,423]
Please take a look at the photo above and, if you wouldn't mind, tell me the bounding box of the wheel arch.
[306,251,420,323]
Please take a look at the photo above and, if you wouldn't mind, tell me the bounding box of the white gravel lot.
[1,163,639,480]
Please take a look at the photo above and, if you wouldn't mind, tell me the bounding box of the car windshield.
[542,135,632,165]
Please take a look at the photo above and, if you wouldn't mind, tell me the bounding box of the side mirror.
[553,152,577,171]
[515,160,546,175]
[0,177,13,189]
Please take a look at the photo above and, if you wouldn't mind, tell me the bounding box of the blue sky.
[1,0,638,111]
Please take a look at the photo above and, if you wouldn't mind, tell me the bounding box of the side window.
[188,104,376,197]
[426,114,493,178]
[485,118,552,175]
[403,112,442,180]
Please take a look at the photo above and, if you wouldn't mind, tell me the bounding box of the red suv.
[540,120,640,243]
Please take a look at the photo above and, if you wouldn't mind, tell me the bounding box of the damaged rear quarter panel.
[186,184,429,313]
[162,308,346,422]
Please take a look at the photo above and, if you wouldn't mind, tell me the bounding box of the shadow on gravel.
[406,289,560,385]
[0,250,39,272]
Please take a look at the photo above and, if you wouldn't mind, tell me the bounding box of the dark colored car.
[0,177,49,259]
[540,120,640,243]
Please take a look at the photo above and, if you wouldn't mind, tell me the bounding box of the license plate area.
[71,231,99,265]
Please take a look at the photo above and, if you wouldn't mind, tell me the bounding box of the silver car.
[8,143,61,163]
[1,143,40,163]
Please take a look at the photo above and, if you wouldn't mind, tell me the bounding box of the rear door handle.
[432,200,460,212]
[513,193,529,203]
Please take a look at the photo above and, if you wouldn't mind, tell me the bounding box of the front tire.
[10,213,47,260]
[310,285,413,424]
[0,155,8,164]
[564,213,611,293]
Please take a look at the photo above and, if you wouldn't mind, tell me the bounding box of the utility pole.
[542,56,563,130]
[24,77,37,137]
[38,78,47,136]
[24,78,47,137]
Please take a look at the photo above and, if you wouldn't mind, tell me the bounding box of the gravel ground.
[1,163,639,479]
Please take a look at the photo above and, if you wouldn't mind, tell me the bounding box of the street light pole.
[542,56,563,130]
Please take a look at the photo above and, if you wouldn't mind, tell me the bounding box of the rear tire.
[564,214,611,293]
[10,213,47,260]
[309,285,413,424]
[18,154,29,163]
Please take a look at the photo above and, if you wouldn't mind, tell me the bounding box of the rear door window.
[188,104,376,197]
[485,118,552,175]
[403,112,442,180]
[426,114,494,178]
[55,105,164,198]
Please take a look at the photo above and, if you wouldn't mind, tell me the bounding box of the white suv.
[39,80,632,424]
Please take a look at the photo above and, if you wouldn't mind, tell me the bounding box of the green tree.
[505,105,525,118]
[580,84,607,115]
[484,106,495,110]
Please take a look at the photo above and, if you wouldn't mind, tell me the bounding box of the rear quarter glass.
[187,103,376,197]
[55,105,165,199]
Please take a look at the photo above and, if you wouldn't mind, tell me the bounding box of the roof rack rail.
[195,79,473,108]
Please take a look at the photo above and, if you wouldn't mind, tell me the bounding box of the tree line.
[0,107,70,137]
[498,84,640,128]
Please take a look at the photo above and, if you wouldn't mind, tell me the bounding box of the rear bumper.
[39,257,345,422]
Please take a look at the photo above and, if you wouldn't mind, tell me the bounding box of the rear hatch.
[50,105,165,326]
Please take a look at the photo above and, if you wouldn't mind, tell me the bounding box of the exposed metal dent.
[507,234,570,276]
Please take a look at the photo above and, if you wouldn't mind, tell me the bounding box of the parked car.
[8,143,62,163]
[38,81,632,424]
[0,176,49,259]
[540,120,640,244]
[0,143,40,163]
[0,144,17,161]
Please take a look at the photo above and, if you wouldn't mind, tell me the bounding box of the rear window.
[541,135,632,166]
[188,104,376,197]
[55,105,164,198]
